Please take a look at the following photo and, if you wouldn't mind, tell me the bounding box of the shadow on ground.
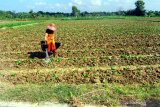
[28,51,47,59]
[28,42,61,59]
[125,99,160,107]
[146,99,160,107]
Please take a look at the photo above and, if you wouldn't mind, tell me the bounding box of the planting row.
[0,45,160,59]
[3,66,160,84]
[1,34,159,53]
[0,55,159,69]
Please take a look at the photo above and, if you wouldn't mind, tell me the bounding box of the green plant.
[82,73,89,78]
[0,72,4,77]
[29,59,33,63]
[111,70,115,75]
[16,59,22,65]
[52,57,62,62]
[111,66,118,71]
[11,73,17,77]
[54,74,59,79]
[136,69,141,76]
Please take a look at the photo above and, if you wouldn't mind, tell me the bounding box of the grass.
[0,83,159,106]
[61,16,160,20]
[61,16,124,20]
[0,84,83,102]
[0,21,37,29]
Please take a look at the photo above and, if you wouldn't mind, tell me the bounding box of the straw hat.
[47,23,56,31]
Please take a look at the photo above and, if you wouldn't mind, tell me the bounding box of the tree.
[29,9,37,18]
[126,9,135,16]
[72,6,80,17]
[37,11,44,17]
[147,11,155,17]
[134,0,146,16]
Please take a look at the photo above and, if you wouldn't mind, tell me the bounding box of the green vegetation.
[16,59,22,65]
[135,0,145,16]
[0,21,37,29]
[0,83,159,106]
[72,6,80,17]
[0,0,160,20]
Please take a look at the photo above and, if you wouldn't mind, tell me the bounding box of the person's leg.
[47,43,51,52]
[52,43,57,56]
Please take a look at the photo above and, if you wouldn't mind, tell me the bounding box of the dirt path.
[0,100,159,107]
[0,101,102,107]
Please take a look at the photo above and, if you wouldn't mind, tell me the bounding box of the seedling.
[111,70,115,75]
[16,59,22,65]
[69,91,73,98]
[83,58,88,62]
[103,80,109,88]
[82,73,89,77]
[121,54,128,59]
[29,59,33,63]
[52,57,62,62]
[0,73,3,77]
[89,67,94,71]
[61,71,64,75]
[11,73,17,77]
[111,66,118,71]
[136,70,141,76]
[17,51,23,54]
[49,71,54,75]
[54,74,59,79]
[124,67,131,71]
[92,74,97,77]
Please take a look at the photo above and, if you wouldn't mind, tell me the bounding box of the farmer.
[45,23,57,56]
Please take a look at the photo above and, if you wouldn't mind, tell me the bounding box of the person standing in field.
[45,24,57,56]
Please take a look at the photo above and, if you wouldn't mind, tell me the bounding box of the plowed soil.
[0,19,160,84]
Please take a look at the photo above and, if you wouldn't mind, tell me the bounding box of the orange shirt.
[45,33,55,44]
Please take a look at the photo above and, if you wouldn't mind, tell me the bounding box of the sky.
[0,0,160,13]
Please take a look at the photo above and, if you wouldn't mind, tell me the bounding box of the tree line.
[0,0,160,19]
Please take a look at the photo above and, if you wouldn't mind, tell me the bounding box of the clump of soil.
[69,97,84,107]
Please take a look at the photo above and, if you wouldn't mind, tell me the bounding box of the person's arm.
[54,32,56,39]
[54,26,57,39]
[45,33,48,42]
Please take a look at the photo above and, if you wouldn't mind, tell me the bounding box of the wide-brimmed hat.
[47,24,56,31]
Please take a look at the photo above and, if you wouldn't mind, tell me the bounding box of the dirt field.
[0,17,160,106]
